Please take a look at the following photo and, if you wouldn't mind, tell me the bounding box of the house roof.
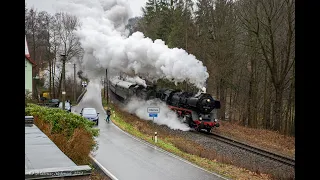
[25,36,36,66]
[25,55,37,66]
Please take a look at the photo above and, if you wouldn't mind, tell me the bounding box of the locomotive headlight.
[207,99,211,102]
[199,117,202,121]
[214,119,218,122]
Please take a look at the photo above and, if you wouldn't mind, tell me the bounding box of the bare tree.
[49,13,63,98]
[237,0,295,131]
[56,12,83,61]
[195,0,238,121]
[54,12,83,98]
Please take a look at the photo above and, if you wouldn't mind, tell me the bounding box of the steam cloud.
[55,0,209,89]
[55,0,207,131]
[76,79,190,131]
[125,97,190,131]
[123,75,147,87]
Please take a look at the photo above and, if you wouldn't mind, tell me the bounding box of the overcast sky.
[25,0,147,18]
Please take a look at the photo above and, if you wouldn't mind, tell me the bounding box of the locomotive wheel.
[206,128,212,133]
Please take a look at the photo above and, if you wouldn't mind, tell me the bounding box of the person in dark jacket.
[106,108,111,123]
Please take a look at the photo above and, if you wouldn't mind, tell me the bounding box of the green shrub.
[25,103,100,164]
[25,103,99,138]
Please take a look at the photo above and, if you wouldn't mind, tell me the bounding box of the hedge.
[25,103,99,164]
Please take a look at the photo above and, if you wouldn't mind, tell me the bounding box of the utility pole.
[61,54,66,110]
[103,79,106,98]
[106,68,109,104]
[73,63,76,103]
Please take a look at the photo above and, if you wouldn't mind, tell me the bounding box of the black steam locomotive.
[156,89,220,114]
[109,77,220,132]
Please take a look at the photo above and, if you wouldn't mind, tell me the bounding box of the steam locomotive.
[109,77,220,132]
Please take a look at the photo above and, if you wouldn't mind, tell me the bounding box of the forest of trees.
[132,0,295,136]
[25,4,86,102]
[25,0,295,136]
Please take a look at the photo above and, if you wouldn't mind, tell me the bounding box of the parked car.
[49,99,60,107]
[58,101,72,112]
[80,108,99,125]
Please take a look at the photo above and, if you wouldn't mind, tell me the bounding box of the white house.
[25,36,36,97]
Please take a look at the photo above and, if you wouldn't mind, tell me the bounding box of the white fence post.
[154,132,157,143]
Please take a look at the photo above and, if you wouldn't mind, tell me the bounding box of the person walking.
[106,108,111,123]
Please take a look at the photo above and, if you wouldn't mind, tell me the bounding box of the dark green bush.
[25,103,99,138]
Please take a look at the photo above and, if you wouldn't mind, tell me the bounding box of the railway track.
[199,131,295,167]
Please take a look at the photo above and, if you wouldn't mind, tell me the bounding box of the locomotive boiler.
[156,89,220,114]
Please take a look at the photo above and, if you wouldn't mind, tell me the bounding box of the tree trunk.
[263,65,271,129]
[273,85,284,131]
[229,87,233,121]
[235,67,243,123]
[64,44,67,96]
[52,44,57,98]
[248,55,259,128]
[52,59,56,98]
[219,79,226,121]
[247,80,253,127]
[287,78,294,135]
[49,57,52,99]
[57,71,63,99]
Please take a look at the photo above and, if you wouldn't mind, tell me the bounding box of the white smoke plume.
[125,97,190,131]
[123,76,147,87]
[55,0,209,89]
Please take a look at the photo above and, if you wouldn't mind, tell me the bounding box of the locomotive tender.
[109,77,220,132]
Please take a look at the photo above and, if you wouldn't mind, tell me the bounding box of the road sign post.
[148,107,160,143]
[148,107,160,122]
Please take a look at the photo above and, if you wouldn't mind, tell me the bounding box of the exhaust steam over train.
[108,77,221,132]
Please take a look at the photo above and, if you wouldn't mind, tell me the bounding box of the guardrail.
[76,88,87,104]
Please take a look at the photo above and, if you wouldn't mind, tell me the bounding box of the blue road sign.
[149,113,158,117]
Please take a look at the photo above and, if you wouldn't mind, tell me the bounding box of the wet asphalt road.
[72,103,227,180]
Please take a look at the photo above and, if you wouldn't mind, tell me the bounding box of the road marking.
[89,154,119,180]
[111,123,229,180]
